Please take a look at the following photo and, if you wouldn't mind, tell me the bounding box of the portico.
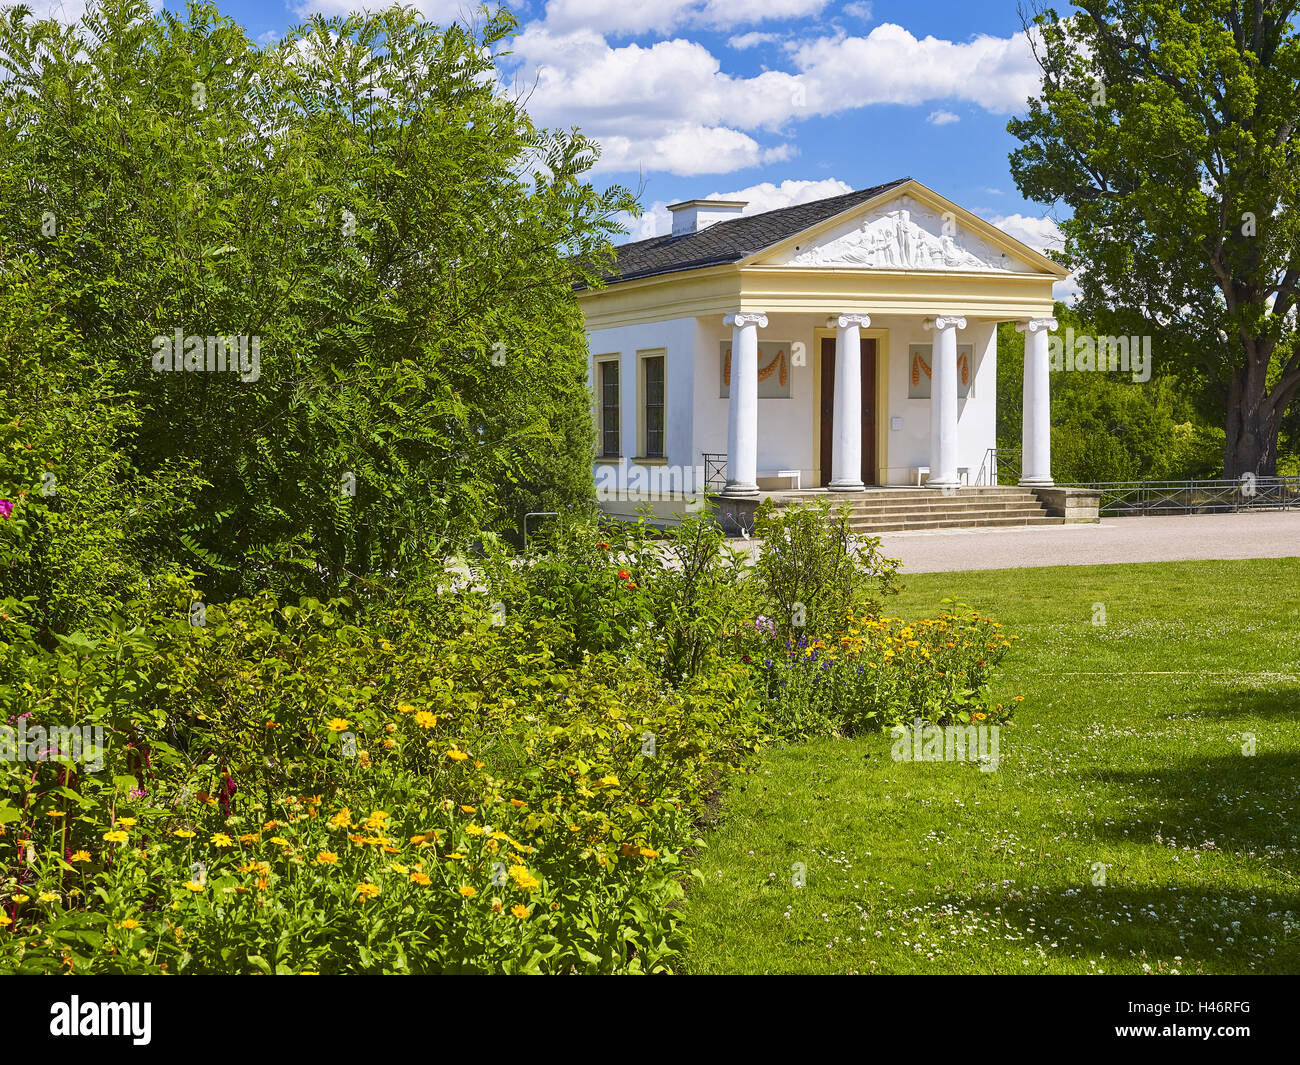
[576,178,1069,523]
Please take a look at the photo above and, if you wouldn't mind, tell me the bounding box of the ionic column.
[1016,317,1057,486]
[922,315,965,489]
[827,313,871,491]
[722,311,768,496]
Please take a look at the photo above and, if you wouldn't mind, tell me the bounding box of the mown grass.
[684,558,1300,974]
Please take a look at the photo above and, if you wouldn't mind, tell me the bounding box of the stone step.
[849,515,1065,533]
[838,498,1046,515]
[847,506,1050,522]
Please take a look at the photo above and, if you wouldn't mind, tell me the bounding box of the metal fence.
[975,448,1021,486]
[1070,477,1300,515]
[702,452,727,493]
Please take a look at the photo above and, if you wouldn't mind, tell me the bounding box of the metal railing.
[702,452,727,493]
[975,447,1021,486]
[1068,477,1300,515]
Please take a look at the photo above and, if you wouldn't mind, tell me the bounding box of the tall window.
[599,359,620,457]
[642,355,665,459]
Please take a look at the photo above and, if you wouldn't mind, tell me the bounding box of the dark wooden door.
[819,337,876,486]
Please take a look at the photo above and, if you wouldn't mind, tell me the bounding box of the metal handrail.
[975,447,1021,486]
[701,452,727,493]
[1062,477,1300,515]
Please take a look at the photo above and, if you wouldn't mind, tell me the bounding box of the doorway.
[819,336,877,487]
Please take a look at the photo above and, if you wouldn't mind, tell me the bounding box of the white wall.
[587,312,1002,502]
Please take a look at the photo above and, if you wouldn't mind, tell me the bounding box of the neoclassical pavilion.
[577,178,1068,521]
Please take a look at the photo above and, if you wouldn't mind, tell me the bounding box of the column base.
[926,478,961,490]
[827,480,866,492]
[1019,477,1055,488]
[721,482,760,499]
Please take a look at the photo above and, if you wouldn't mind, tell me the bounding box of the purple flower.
[0,499,12,519]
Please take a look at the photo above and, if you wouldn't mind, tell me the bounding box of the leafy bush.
[751,500,900,639]
[0,588,763,974]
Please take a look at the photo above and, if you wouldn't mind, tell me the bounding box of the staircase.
[776,486,1064,534]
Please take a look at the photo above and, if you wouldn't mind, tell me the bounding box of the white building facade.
[577,179,1068,521]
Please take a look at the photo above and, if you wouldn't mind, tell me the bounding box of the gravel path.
[732,511,1300,573]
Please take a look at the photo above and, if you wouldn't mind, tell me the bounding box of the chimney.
[667,198,748,236]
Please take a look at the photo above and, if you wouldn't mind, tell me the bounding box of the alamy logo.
[1048,327,1151,383]
[49,997,151,1045]
[890,721,1000,772]
[0,720,104,772]
[151,329,260,382]
[594,461,708,511]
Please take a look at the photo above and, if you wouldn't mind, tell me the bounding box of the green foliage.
[0,0,635,606]
[751,500,900,640]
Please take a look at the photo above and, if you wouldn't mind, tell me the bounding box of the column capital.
[723,312,768,329]
[1016,317,1058,334]
[923,315,967,332]
[827,313,871,330]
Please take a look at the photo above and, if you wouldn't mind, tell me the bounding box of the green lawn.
[684,558,1300,974]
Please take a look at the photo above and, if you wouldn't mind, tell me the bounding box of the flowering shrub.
[0,589,763,974]
[738,605,1020,740]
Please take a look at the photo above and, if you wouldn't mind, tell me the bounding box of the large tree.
[0,0,634,604]
[1009,0,1300,476]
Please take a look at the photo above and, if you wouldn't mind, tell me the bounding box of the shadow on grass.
[923,884,1300,973]
[1082,749,1300,855]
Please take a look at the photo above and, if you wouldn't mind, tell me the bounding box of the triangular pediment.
[754,188,1051,275]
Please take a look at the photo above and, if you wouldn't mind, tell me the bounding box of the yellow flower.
[69,850,91,863]
[46,810,66,818]
[103,830,128,843]
[364,811,390,830]
[330,808,353,828]
[464,824,485,836]
[0,914,10,927]
[183,881,205,892]
[269,837,290,846]
[396,703,414,715]
[509,865,540,892]
[389,863,410,875]
[316,851,338,864]
[446,749,468,761]
[210,833,233,847]
[238,833,259,844]
[458,885,477,897]
[326,718,350,732]
[38,891,60,903]
[173,829,196,839]
[410,872,431,886]
[356,882,381,900]
[116,817,137,827]
[447,852,465,860]
[12,894,30,903]
[116,919,140,930]
[639,848,659,859]
[511,904,529,919]
[415,711,437,729]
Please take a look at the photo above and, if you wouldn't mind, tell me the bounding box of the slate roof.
[585,177,912,287]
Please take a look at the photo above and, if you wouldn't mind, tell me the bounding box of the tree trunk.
[1223,359,1280,477]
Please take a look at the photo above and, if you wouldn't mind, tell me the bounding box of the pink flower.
[0,499,12,519]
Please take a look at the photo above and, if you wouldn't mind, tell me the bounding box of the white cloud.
[842,1,873,19]
[788,24,1043,114]
[506,21,1042,174]
[620,177,853,239]
[986,212,1065,256]
[728,32,783,50]
[927,109,960,125]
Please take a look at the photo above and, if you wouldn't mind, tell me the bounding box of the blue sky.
[36,0,1066,257]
